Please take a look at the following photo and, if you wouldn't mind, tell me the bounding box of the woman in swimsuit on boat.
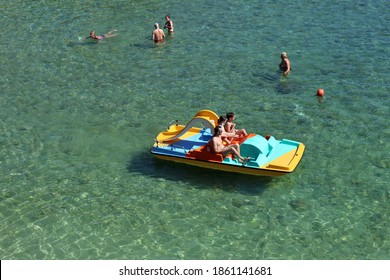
[89,30,118,40]
[224,112,248,139]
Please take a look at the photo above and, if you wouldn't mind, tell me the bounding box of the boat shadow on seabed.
[127,151,272,196]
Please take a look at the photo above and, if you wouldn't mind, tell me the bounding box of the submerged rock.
[289,199,308,211]
[231,198,255,208]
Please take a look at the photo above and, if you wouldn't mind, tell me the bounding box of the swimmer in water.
[279,52,291,77]
[89,30,118,40]
[151,23,165,42]
[163,15,174,33]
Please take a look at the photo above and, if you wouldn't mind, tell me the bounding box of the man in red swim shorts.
[151,23,165,43]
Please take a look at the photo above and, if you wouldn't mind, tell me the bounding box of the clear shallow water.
[1,0,389,259]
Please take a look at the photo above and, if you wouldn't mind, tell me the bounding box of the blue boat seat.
[240,135,270,160]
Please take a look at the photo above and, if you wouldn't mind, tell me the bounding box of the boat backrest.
[240,135,270,160]
[186,145,224,162]
[266,135,277,149]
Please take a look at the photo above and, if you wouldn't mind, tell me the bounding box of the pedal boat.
[150,110,305,177]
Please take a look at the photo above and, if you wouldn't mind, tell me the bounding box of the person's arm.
[224,123,231,133]
[226,122,236,133]
[151,31,155,41]
[283,59,291,76]
[221,136,231,145]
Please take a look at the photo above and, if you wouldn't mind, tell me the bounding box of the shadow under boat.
[127,151,272,196]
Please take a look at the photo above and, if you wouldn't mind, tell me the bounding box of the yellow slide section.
[156,110,218,144]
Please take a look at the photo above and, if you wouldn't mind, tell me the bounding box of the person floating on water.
[151,23,165,42]
[164,15,174,33]
[279,52,291,77]
[89,30,118,40]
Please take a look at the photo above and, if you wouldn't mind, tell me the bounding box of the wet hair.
[154,23,159,28]
[226,112,235,120]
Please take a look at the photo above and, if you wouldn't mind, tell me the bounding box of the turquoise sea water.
[1,0,389,259]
